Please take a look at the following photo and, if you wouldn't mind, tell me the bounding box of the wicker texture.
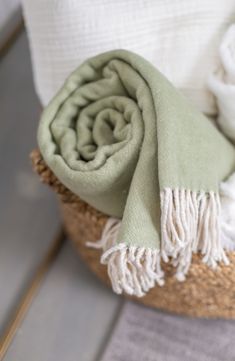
[31,149,235,319]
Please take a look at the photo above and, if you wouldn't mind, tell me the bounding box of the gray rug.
[101,302,235,361]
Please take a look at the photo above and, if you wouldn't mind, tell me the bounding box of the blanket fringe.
[87,185,235,297]
[87,218,164,297]
[160,188,229,281]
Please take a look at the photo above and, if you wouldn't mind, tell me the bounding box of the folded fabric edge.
[87,183,235,297]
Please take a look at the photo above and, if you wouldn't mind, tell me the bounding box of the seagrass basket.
[31,149,235,319]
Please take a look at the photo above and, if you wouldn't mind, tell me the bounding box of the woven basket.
[31,149,235,319]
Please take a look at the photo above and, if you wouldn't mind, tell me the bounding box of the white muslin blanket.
[22,0,235,114]
[208,25,235,251]
[209,25,235,142]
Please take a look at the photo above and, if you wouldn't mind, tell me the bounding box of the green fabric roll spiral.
[38,50,235,297]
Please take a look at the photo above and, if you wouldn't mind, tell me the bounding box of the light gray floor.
[0,28,59,333]
[5,243,122,361]
[0,31,121,360]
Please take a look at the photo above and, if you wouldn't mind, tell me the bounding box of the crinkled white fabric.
[208,25,235,141]
[220,173,235,251]
[22,0,235,112]
[208,24,235,251]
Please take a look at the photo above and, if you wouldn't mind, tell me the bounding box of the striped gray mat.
[101,302,235,361]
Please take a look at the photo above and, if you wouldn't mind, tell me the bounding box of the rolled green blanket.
[38,50,235,297]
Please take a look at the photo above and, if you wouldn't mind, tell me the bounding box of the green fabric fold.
[38,50,235,296]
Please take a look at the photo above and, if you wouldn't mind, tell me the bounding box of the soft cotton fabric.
[206,24,235,252]
[38,50,235,296]
[209,25,235,142]
[22,0,235,114]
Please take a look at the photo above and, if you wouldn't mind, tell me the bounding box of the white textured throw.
[208,25,235,254]
[208,25,235,141]
[22,0,235,114]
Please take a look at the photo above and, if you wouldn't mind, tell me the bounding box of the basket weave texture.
[31,149,235,319]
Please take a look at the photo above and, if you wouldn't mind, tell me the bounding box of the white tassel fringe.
[87,184,235,297]
[87,218,164,297]
[160,188,229,282]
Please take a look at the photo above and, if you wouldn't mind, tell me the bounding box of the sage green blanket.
[38,50,235,297]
